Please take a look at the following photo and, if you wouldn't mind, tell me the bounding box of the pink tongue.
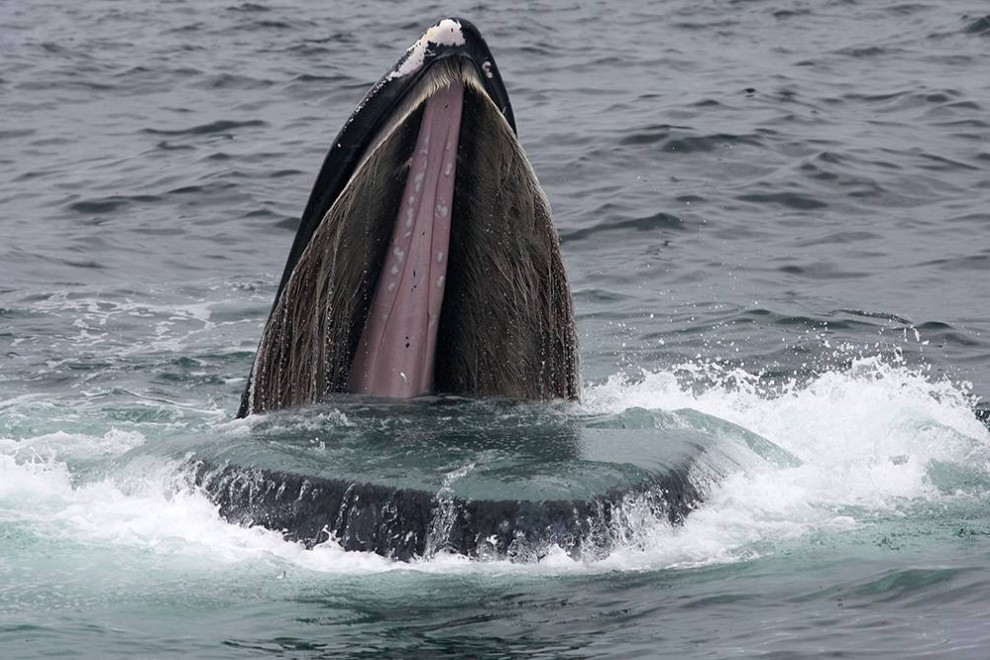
[347,82,464,398]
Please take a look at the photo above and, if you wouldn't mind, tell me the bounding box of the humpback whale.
[238,17,577,417]
[197,19,735,561]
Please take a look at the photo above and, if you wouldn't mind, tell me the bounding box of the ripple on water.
[560,212,686,245]
[141,119,268,137]
[190,74,276,91]
[67,195,161,215]
[735,191,828,211]
[618,125,763,154]
[962,14,990,35]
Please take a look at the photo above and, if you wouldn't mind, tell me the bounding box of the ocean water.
[3,0,990,657]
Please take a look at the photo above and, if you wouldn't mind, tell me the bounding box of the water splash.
[423,461,475,558]
[2,354,987,574]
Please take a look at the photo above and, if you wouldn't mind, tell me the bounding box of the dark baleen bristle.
[245,111,421,414]
[436,85,579,400]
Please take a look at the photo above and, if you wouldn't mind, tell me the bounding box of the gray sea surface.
[2,1,990,657]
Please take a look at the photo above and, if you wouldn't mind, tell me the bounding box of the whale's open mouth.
[239,20,578,416]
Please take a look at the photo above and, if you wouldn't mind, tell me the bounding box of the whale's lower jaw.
[192,462,702,562]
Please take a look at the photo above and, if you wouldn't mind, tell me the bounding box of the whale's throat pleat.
[347,82,464,397]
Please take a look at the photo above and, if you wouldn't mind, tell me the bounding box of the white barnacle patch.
[436,251,444,263]
[443,160,453,177]
[386,19,465,80]
[482,60,493,79]
[436,275,445,288]
[435,202,449,218]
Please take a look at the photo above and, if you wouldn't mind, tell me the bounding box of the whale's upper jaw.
[383,18,515,130]
[238,19,577,417]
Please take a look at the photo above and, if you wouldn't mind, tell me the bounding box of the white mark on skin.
[436,203,449,218]
[387,19,465,80]
[436,251,444,263]
[436,275,445,288]
[482,61,493,79]
[443,161,453,177]
[400,372,408,382]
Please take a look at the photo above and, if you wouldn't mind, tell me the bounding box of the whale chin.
[186,403,732,563]
[239,39,578,417]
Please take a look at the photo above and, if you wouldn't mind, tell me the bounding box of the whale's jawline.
[193,461,701,561]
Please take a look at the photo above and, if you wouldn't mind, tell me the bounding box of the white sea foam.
[579,356,989,571]
[1,357,987,576]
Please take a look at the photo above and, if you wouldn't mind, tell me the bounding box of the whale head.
[240,18,578,416]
